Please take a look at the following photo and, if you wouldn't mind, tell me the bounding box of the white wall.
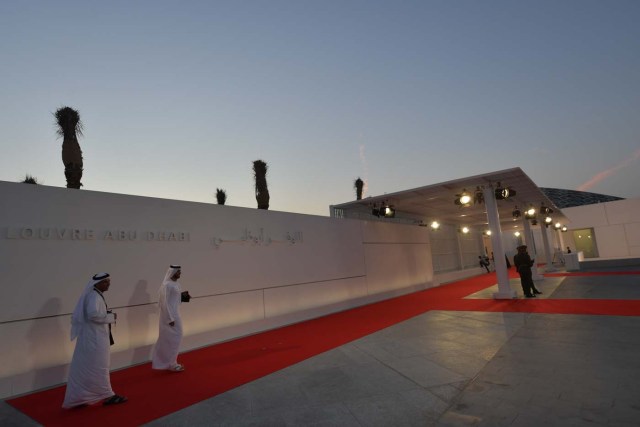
[563,198,640,258]
[0,181,433,399]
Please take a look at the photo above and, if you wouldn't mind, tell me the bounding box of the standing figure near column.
[514,245,542,298]
[152,265,186,372]
[63,273,128,408]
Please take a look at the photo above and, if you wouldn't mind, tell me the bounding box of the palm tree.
[354,177,364,200]
[55,106,84,189]
[215,188,227,205]
[22,174,39,184]
[253,160,270,210]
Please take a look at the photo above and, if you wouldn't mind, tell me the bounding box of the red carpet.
[8,269,640,426]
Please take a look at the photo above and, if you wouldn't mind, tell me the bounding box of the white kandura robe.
[62,289,116,408]
[151,280,183,369]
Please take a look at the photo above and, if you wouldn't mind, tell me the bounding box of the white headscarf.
[162,265,181,285]
[159,265,182,301]
[70,273,110,340]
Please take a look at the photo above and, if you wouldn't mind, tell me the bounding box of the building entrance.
[572,228,599,258]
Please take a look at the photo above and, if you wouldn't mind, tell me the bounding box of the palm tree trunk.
[55,106,84,189]
[355,178,364,200]
[62,133,83,189]
[253,160,270,210]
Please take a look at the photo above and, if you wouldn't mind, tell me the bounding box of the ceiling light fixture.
[540,204,553,215]
[512,206,521,219]
[494,182,516,200]
[455,190,472,207]
[524,206,536,219]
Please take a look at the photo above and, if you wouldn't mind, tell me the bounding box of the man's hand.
[169,321,175,327]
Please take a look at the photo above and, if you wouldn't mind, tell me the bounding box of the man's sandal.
[171,364,185,372]
[103,394,128,405]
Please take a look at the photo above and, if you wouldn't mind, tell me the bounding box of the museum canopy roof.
[331,167,568,231]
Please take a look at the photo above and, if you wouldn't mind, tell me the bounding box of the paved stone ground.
[3,272,639,426]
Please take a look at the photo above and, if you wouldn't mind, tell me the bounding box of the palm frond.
[252,159,268,179]
[54,106,83,137]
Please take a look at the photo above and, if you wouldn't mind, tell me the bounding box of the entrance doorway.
[572,228,599,258]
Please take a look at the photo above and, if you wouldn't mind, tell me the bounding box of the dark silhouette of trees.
[253,160,270,210]
[22,174,39,184]
[55,106,84,189]
[216,188,227,205]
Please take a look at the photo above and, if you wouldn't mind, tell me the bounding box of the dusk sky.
[1,1,639,216]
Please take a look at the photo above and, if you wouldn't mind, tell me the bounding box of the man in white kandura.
[151,265,186,372]
[63,273,128,408]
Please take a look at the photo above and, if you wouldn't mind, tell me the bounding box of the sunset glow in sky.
[1,1,639,216]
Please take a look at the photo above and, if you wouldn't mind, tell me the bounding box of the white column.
[556,228,566,265]
[557,228,565,252]
[484,186,516,299]
[522,218,544,280]
[540,223,557,272]
[456,232,464,270]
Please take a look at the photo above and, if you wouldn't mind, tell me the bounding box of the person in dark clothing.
[478,255,490,273]
[513,245,542,298]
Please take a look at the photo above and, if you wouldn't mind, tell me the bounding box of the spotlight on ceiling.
[512,206,521,219]
[455,189,472,207]
[544,216,553,224]
[383,204,395,218]
[459,226,470,234]
[540,204,553,215]
[371,203,380,217]
[494,182,516,200]
[554,222,562,229]
[430,221,440,230]
[561,226,568,232]
[514,231,521,237]
[531,219,538,226]
[484,230,492,236]
[524,206,536,219]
